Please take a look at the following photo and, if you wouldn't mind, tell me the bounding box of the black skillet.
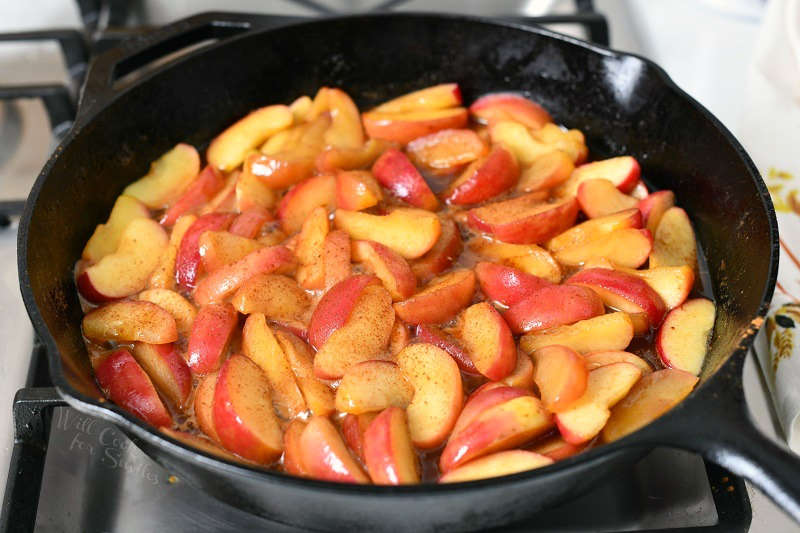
[16,12,793,532]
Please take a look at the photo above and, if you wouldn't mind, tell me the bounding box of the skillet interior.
[18,13,777,531]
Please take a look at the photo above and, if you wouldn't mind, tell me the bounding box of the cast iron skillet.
[17,11,792,532]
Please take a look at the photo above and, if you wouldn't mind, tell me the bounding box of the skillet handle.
[78,12,302,122]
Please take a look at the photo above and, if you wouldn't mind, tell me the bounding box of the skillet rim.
[17,11,780,494]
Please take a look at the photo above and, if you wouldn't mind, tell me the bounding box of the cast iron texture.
[18,12,785,532]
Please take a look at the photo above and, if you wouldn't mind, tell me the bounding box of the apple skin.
[415,323,479,375]
[229,207,272,239]
[443,146,520,205]
[132,342,192,408]
[470,93,551,129]
[503,284,605,334]
[411,217,464,282]
[362,107,469,145]
[175,212,235,291]
[307,274,379,349]
[298,416,370,483]
[475,261,553,307]
[93,348,172,427]
[362,407,420,485]
[439,450,554,483]
[455,302,517,381]
[555,155,641,197]
[638,190,675,233]
[393,269,476,325]
[467,194,579,245]
[406,128,487,175]
[277,174,337,235]
[186,303,238,374]
[160,165,224,227]
[352,240,417,301]
[656,298,715,376]
[372,83,462,113]
[371,149,439,210]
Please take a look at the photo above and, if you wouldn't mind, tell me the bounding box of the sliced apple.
[323,88,364,149]
[656,298,715,375]
[231,273,309,320]
[584,351,652,374]
[123,143,200,208]
[334,208,441,259]
[137,289,196,337]
[649,207,698,268]
[638,189,675,233]
[470,239,561,284]
[471,93,551,129]
[516,151,574,193]
[393,268,475,324]
[313,284,395,379]
[175,212,235,291]
[362,107,469,144]
[83,301,178,344]
[531,345,588,412]
[213,354,283,464]
[341,412,377,463]
[554,228,652,269]
[93,348,172,427]
[195,372,220,443]
[335,361,414,414]
[389,319,411,355]
[199,171,238,214]
[577,178,639,218]
[533,123,588,164]
[198,230,262,273]
[193,245,295,305]
[308,274,380,348]
[274,330,335,417]
[531,436,586,461]
[474,261,552,307]
[372,83,462,113]
[467,194,578,245]
[520,312,634,355]
[443,146,519,205]
[555,156,641,197]
[546,208,642,253]
[503,284,605,334]
[371,149,439,210]
[132,342,192,408]
[77,219,168,302]
[406,128,487,175]
[440,450,553,483]
[82,195,150,263]
[602,368,699,442]
[568,267,667,326]
[277,174,337,235]
[335,169,383,211]
[207,105,293,171]
[415,323,478,374]
[488,121,554,166]
[323,230,352,289]
[352,240,416,300]
[299,416,369,483]
[439,393,552,472]
[452,385,531,438]
[160,165,225,226]
[294,206,329,290]
[453,302,516,380]
[618,265,695,310]
[554,362,642,444]
[186,303,237,374]
[148,214,196,290]
[242,152,314,191]
[503,352,535,390]
[317,139,395,173]
[363,407,420,485]
[229,207,272,239]
[242,313,306,418]
[410,217,463,282]
[283,419,308,476]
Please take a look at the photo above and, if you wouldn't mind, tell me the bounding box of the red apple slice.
[393,268,476,324]
[584,351,653,375]
[132,342,192,408]
[467,194,578,245]
[568,267,667,326]
[299,416,369,483]
[443,146,519,205]
[406,128,487,175]
[186,303,237,374]
[372,83,462,113]
[235,168,277,213]
[229,207,272,239]
[83,301,178,344]
[470,93,551,129]
[137,289,197,338]
[94,348,172,427]
[294,206,329,290]
[470,239,562,283]
[503,284,605,334]
[656,298,715,375]
[440,450,553,483]
[77,219,168,302]
[161,165,225,226]
[231,273,309,320]
[554,362,642,444]
[362,107,469,144]
[207,105,293,171]
[638,190,675,233]
[577,178,639,218]
[82,195,150,263]
[475,262,553,307]
[242,313,307,418]
[198,230,262,273]
[554,228,652,269]
[335,208,441,259]
[415,323,479,374]
[488,121,554,166]
[242,152,314,191]
[546,208,642,253]
[503,352,535,390]
[649,207,698,268]
[618,265,695,310]
[556,156,641,197]
[453,302,517,380]
[283,419,308,476]
[363,407,420,485]
[307,274,379,348]
[410,217,464,282]
[531,345,588,412]
[397,343,463,449]
[602,368,699,442]
[213,354,283,463]
[175,212,235,291]
[323,230,352,289]
[452,385,531,438]
[123,143,200,208]
[317,139,395,173]
[371,149,439,210]
[277,174,337,235]
[520,312,634,355]
[352,240,416,301]
[516,151,575,193]
[341,413,377,463]
[195,372,220,443]
[532,436,587,461]
[335,169,383,211]
[335,360,414,414]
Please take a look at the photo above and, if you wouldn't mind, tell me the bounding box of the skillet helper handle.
[78,12,302,122]
[0,388,66,533]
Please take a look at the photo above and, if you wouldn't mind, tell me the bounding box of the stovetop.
[0,0,766,531]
